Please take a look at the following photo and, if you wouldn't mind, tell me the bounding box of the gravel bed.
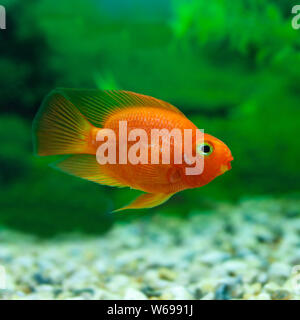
[0,197,300,300]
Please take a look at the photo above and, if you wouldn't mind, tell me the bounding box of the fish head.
[186,133,233,187]
[200,133,233,180]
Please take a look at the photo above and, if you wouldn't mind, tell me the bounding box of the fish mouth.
[226,156,234,170]
[220,156,233,174]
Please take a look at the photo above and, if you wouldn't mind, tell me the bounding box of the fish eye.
[197,142,213,156]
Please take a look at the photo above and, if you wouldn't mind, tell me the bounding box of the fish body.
[33,89,233,211]
[92,106,197,194]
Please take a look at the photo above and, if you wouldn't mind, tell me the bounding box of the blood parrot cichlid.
[33,89,233,212]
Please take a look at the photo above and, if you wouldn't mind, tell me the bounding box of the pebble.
[200,251,230,265]
[163,286,193,300]
[268,262,291,280]
[123,288,147,300]
[270,290,291,300]
[158,268,177,281]
[215,283,232,300]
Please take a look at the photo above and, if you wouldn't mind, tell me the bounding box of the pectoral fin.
[113,192,174,212]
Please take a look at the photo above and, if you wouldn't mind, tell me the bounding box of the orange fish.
[33,89,233,212]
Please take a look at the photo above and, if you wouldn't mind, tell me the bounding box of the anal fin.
[52,154,126,188]
[113,192,174,212]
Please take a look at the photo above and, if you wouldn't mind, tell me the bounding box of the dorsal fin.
[54,89,184,127]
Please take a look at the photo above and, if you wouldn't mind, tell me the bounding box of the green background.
[0,0,299,236]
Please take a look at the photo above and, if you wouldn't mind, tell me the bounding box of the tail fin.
[33,90,94,156]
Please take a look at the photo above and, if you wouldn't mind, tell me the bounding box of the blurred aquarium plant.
[0,0,299,236]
